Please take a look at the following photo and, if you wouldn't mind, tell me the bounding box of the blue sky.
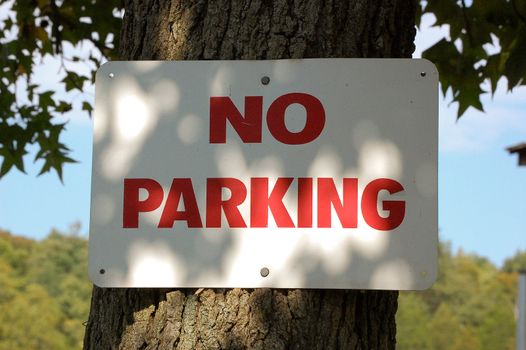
[0,13,525,267]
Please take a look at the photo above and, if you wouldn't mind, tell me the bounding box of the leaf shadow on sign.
[89,60,437,291]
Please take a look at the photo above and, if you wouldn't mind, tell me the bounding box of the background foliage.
[0,229,91,349]
[1,0,526,179]
[397,243,526,350]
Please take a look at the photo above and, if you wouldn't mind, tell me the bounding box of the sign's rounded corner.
[415,269,438,291]
[88,268,107,288]
[416,279,437,291]
[418,58,439,77]
[95,61,119,83]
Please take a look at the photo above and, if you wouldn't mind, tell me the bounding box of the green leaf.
[81,101,93,112]
[455,86,485,118]
[0,154,14,178]
[61,155,77,164]
[423,39,461,95]
[424,0,463,30]
[82,101,93,117]
[504,32,526,89]
[13,156,26,173]
[55,101,72,113]
[38,158,52,177]
[485,54,503,94]
[4,17,14,30]
[39,91,56,109]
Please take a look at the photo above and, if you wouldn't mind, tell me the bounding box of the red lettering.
[122,177,406,230]
[158,178,202,228]
[250,178,295,228]
[209,96,263,143]
[206,178,247,228]
[297,178,313,227]
[266,93,325,145]
[123,178,164,228]
[317,178,358,228]
[361,178,405,230]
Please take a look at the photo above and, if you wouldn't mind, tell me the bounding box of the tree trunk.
[84,1,417,349]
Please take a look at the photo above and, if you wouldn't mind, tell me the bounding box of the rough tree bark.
[84,1,417,349]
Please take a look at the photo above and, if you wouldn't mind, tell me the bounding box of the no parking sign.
[89,59,438,290]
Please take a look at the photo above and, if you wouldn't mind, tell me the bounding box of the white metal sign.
[89,59,438,290]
